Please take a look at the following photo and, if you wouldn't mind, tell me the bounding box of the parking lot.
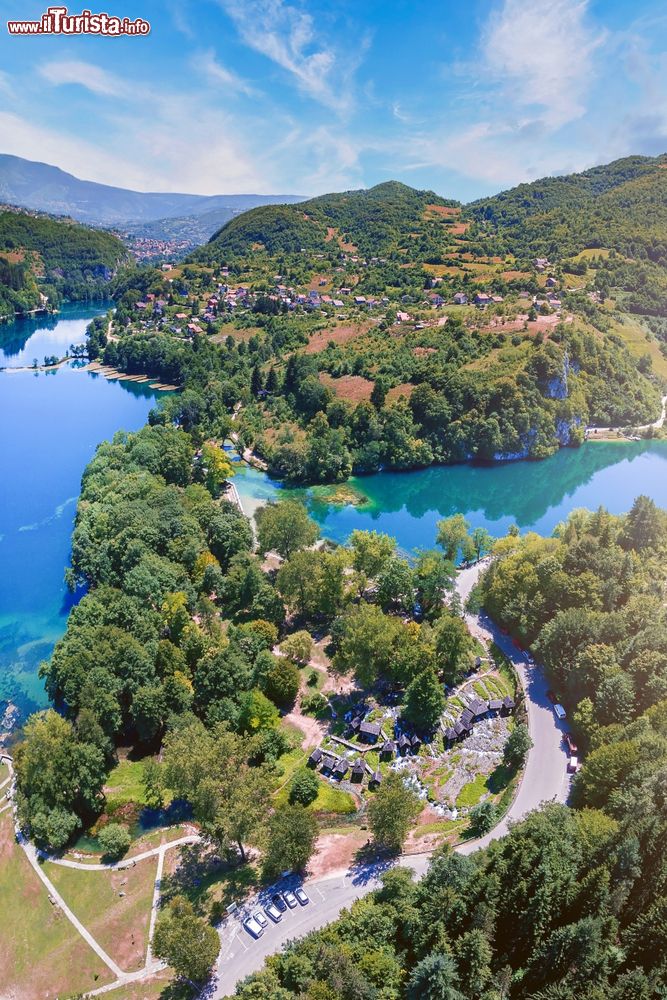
[212,861,408,997]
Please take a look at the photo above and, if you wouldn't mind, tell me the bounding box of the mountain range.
[0,154,304,238]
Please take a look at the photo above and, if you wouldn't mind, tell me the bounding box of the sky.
[1,0,667,201]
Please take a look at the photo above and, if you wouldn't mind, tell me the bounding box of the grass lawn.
[0,812,113,997]
[162,847,260,919]
[96,970,194,1000]
[104,758,152,809]
[45,853,159,973]
[312,782,357,814]
[456,772,490,809]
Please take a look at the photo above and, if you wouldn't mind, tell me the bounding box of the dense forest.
[0,206,126,321]
[228,499,667,1000]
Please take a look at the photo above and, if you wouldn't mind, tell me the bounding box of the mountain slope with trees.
[0,206,127,320]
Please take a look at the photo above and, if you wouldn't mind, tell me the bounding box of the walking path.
[1,752,197,994]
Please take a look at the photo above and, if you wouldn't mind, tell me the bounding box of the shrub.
[289,767,320,806]
[263,657,301,708]
[469,800,498,836]
[98,822,132,859]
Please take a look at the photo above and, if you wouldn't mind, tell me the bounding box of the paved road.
[212,561,571,997]
[587,393,667,434]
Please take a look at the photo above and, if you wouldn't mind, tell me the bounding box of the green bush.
[289,767,320,806]
[98,822,132,859]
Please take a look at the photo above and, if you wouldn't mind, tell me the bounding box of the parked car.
[283,890,298,909]
[564,733,578,755]
[294,886,310,906]
[554,703,567,721]
[271,893,288,912]
[243,916,264,939]
[254,910,268,928]
[265,903,283,923]
[567,756,579,774]
[546,690,557,704]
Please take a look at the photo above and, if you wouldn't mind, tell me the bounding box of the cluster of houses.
[307,746,381,787]
[306,713,429,789]
[443,694,515,746]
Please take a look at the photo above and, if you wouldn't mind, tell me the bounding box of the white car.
[243,916,264,939]
[265,903,283,923]
[554,703,566,721]
[283,890,298,909]
[254,910,268,928]
[294,886,309,906]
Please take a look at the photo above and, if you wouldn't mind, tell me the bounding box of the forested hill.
[0,206,126,320]
[193,181,458,260]
[469,154,667,262]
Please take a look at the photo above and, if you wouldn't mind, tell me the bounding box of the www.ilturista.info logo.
[7,6,150,35]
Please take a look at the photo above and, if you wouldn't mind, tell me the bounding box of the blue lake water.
[0,306,159,720]
[0,302,110,369]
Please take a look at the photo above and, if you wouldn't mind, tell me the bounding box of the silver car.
[243,916,264,939]
[265,903,283,923]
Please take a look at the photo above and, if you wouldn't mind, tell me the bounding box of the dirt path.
[283,707,327,750]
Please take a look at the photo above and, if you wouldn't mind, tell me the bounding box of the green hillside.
[92,157,667,482]
[468,154,667,261]
[0,207,127,320]
[194,181,458,260]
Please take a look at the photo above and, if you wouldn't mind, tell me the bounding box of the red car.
[546,690,558,704]
[564,733,578,755]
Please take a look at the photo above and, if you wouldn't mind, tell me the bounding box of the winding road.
[211,560,571,997]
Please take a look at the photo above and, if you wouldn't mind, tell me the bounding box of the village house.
[358,720,381,743]
[453,292,468,305]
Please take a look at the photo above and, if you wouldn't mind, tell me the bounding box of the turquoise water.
[0,306,160,719]
[233,440,667,556]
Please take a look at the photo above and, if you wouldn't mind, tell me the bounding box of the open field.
[45,853,159,972]
[319,371,374,401]
[306,320,372,354]
[608,312,667,380]
[93,971,192,1000]
[0,812,113,999]
[210,322,263,343]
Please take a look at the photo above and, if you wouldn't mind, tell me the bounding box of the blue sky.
[2,0,667,200]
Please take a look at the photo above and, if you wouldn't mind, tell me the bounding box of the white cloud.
[38,60,130,98]
[216,0,363,113]
[482,0,606,129]
[0,110,154,189]
[194,50,258,97]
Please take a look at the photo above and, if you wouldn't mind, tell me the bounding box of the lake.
[0,302,110,369]
[233,439,667,556]
[0,306,160,723]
